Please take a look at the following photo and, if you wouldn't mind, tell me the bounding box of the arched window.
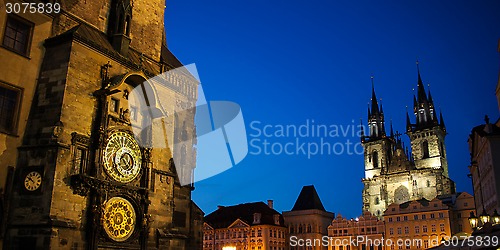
[307,224,312,233]
[375,197,380,205]
[298,225,303,233]
[372,151,379,168]
[422,140,429,159]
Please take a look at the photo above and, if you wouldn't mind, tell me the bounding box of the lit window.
[2,15,33,55]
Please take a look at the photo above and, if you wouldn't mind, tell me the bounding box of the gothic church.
[361,65,456,217]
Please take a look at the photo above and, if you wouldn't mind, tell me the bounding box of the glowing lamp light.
[468,212,479,230]
[222,247,236,250]
[480,210,490,225]
[492,210,500,225]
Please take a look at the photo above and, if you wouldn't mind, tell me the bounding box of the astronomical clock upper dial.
[24,171,42,191]
[103,131,142,183]
[102,197,136,242]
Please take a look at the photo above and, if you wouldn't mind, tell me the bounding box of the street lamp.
[468,211,479,230]
[492,210,500,225]
[480,209,490,225]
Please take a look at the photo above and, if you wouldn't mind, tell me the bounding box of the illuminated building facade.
[361,66,455,217]
[203,201,287,250]
[327,211,384,250]
[384,192,474,250]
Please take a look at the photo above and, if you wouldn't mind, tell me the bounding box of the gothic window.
[307,224,312,233]
[372,151,379,168]
[298,225,303,233]
[426,180,431,187]
[422,140,430,158]
[375,197,380,205]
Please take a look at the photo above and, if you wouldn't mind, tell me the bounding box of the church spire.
[412,61,438,130]
[366,76,386,140]
[439,110,446,132]
[390,119,394,138]
[371,76,380,115]
[406,108,412,132]
[416,61,428,105]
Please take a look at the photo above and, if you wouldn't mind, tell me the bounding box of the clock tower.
[3,0,203,249]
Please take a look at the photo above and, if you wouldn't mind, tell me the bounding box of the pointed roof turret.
[371,77,380,115]
[390,119,394,138]
[428,88,434,105]
[406,108,412,132]
[439,110,446,131]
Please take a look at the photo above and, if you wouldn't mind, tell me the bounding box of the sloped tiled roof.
[204,202,284,229]
[45,23,168,77]
[291,185,326,211]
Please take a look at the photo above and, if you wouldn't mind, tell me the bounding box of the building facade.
[283,185,334,250]
[1,0,202,249]
[384,192,475,250]
[361,66,455,217]
[327,211,384,250]
[468,118,500,217]
[203,201,287,250]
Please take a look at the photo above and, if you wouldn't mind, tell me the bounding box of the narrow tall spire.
[390,119,394,138]
[439,110,446,131]
[371,76,380,115]
[428,84,434,105]
[406,107,412,132]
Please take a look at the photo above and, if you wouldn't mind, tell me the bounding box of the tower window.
[422,140,429,159]
[375,197,380,205]
[372,151,378,168]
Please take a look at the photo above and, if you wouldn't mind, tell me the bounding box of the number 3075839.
[5,2,61,14]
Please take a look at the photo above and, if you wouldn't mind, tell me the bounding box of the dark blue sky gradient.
[165,0,500,219]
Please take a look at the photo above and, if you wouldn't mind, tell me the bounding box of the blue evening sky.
[165,0,500,219]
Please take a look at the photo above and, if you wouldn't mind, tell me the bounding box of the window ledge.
[0,45,31,60]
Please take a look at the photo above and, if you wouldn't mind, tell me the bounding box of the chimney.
[267,200,274,209]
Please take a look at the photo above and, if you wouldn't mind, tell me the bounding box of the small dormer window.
[253,213,261,224]
[273,214,280,225]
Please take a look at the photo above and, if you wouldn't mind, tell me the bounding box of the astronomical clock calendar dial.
[103,131,142,183]
[102,197,136,242]
[24,171,42,191]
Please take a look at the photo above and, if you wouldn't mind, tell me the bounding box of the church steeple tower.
[367,77,386,139]
[362,77,393,181]
[406,62,449,176]
[412,61,439,131]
